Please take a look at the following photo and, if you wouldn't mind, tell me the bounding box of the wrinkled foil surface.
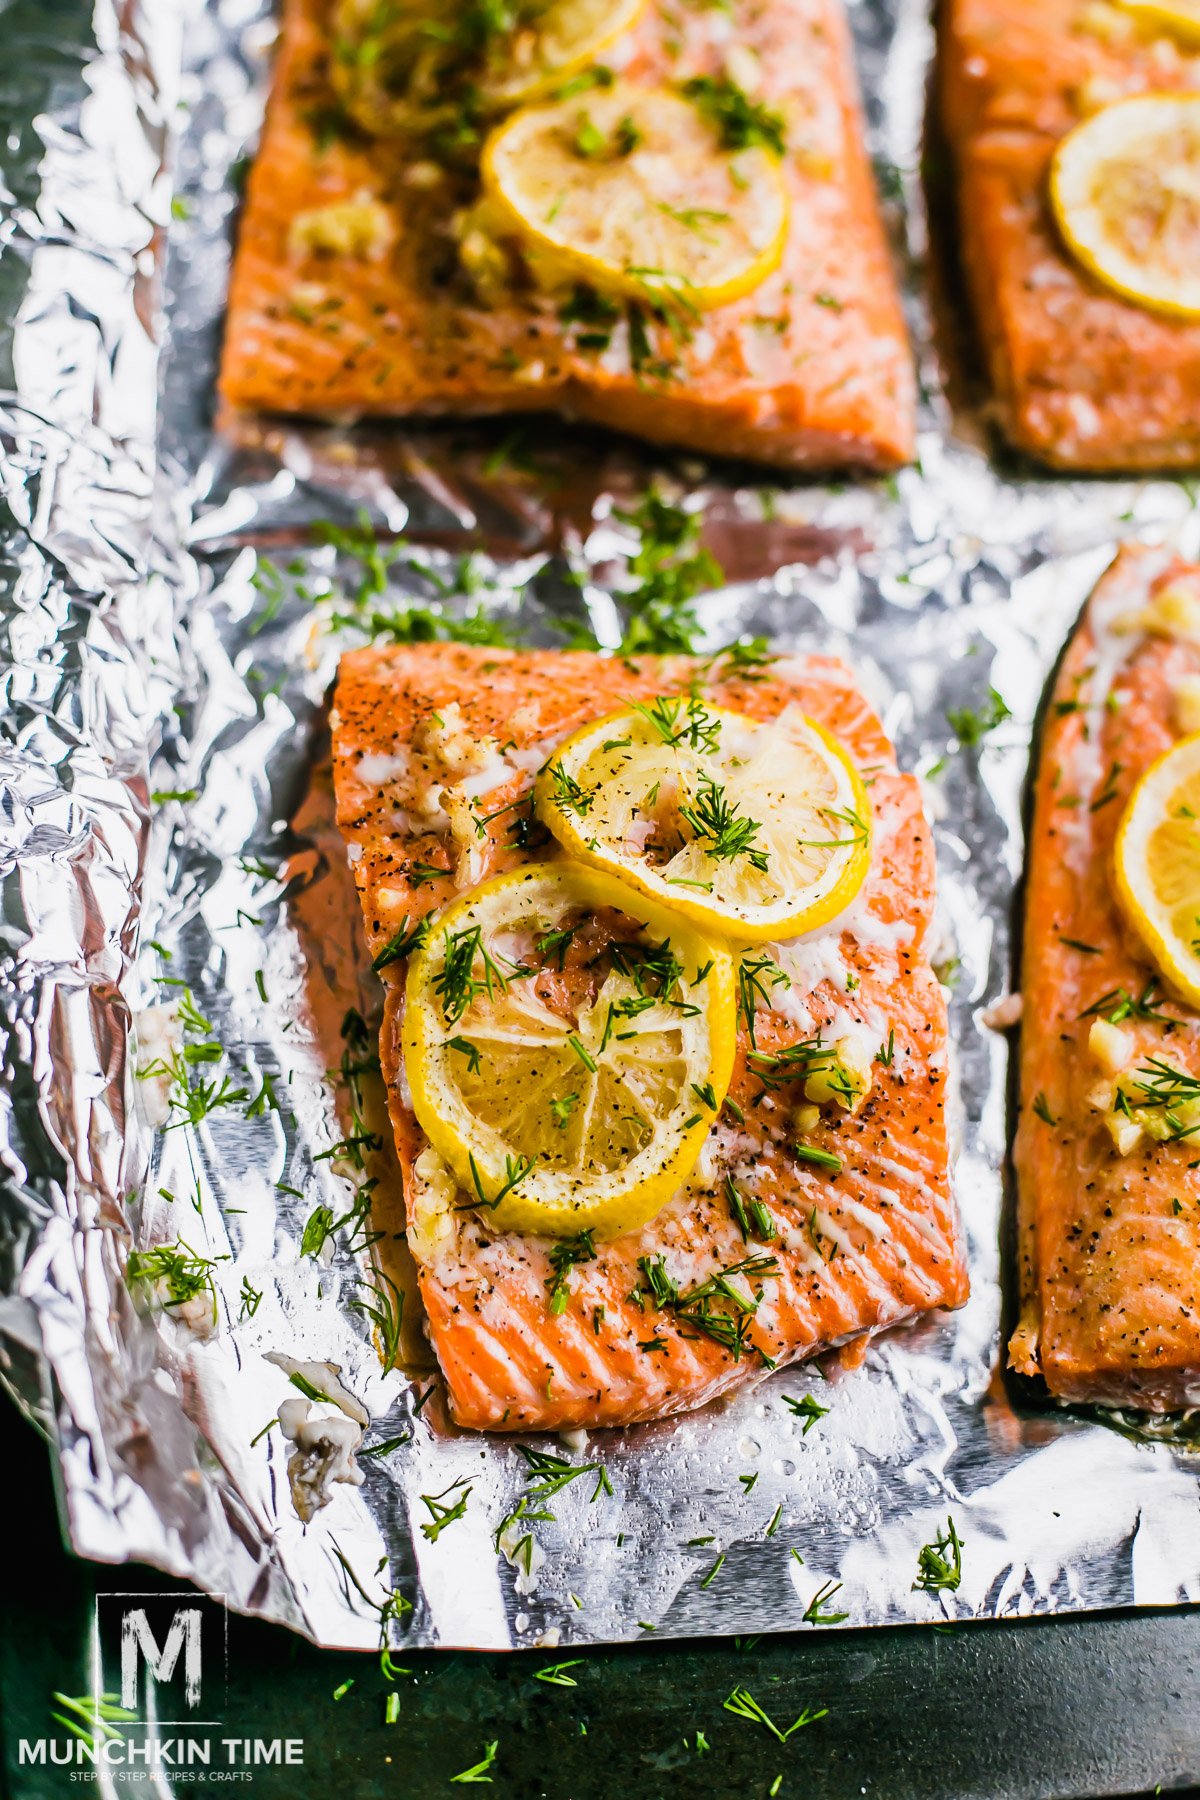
[2,0,1199,1652]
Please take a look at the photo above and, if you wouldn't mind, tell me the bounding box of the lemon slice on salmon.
[534,697,870,943]
[1114,732,1200,1007]
[480,83,789,310]
[403,862,736,1238]
[483,0,646,106]
[1050,95,1200,319]
[331,0,644,139]
[1114,0,1200,45]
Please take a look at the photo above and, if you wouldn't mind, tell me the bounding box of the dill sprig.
[419,1478,472,1543]
[722,1686,827,1742]
[546,1230,597,1314]
[466,1151,538,1211]
[803,1579,849,1625]
[628,692,722,752]
[613,492,723,655]
[783,1392,830,1435]
[435,923,529,1024]
[736,951,787,1047]
[947,687,1012,747]
[638,1252,779,1364]
[126,1240,222,1324]
[914,1515,964,1593]
[1079,981,1168,1025]
[679,773,769,872]
[348,1270,404,1375]
[684,74,787,156]
[747,1035,834,1091]
[372,914,430,971]
[547,760,595,816]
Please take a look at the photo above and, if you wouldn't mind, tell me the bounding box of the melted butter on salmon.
[332,644,967,1430]
[1015,543,1200,1408]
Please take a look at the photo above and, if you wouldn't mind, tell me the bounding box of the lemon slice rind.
[483,0,647,106]
[403,862,736,1238]
[1114,0,1200,45]
[534,701,871,944]
[1050,94,1200,320]
[1114,731,1200,1008]
[481,83,790,311]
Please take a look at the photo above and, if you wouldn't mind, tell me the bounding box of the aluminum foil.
[2,0,1200,1653]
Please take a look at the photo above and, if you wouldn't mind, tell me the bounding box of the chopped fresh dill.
[803,1579,849,1625]
[546,1230,597,1314]
[914,1515,964,1593]
[372,915,429,972]
[419,1478,472,1542]
[784,1392,830,1435]
[947,687,1012,747]
[722,1686,827,1742]
[612,492,723,655]
[684,74,787,156]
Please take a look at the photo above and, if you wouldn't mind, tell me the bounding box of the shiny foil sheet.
[1,0,1199,1654]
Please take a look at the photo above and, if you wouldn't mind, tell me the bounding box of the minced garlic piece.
[443,787,489,890]
[791,1102,821,1136]
[1112,581,1200,645]
[1088,1017,1132,1075]
[803,1035,874,1114]
[726,44,762,94]
[1173,674,1200,736]
[408,1147,458,1263]
[455,197,516,307]
[289,192,395,261]
[414,702,498,778]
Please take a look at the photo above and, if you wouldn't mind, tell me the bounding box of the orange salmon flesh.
[219,0,914,470]
[331,643,967,1431]
[1014,543,1200,1408]
[941,0,1200,471]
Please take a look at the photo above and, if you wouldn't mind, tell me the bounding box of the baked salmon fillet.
[940,0,1200,470]
[219,0,914,470]
[1014,544,1200,1410]
[330,643,967,1431]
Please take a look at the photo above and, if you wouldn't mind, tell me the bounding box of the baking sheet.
[1,0,1198,1654]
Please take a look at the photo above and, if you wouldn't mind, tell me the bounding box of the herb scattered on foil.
[612,492,723,655]
[802,1580,849,1626]
[914,1515,964,1594]
[947,687,1011,747]
[722,1686,828,1742]
[450,1740,499,1784]
[783,1392,830,1434]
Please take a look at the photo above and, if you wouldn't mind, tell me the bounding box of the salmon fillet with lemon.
[331,642,967,1431]
[219,0,914,470]
[1014,544,1200,1409]
[940,0,1200,470]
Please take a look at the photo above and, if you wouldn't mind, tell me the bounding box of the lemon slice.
[484,0,646,107]
[331,0,644,140]
[534,697,870,944]
[1050,95,1200,318]
[1114,0,1200,45]
[480,83,789,310]
[1114,732,1200,1007]
[403,862,736,1238]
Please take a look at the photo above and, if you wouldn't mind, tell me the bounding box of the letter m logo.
[120,1607,203,1710]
